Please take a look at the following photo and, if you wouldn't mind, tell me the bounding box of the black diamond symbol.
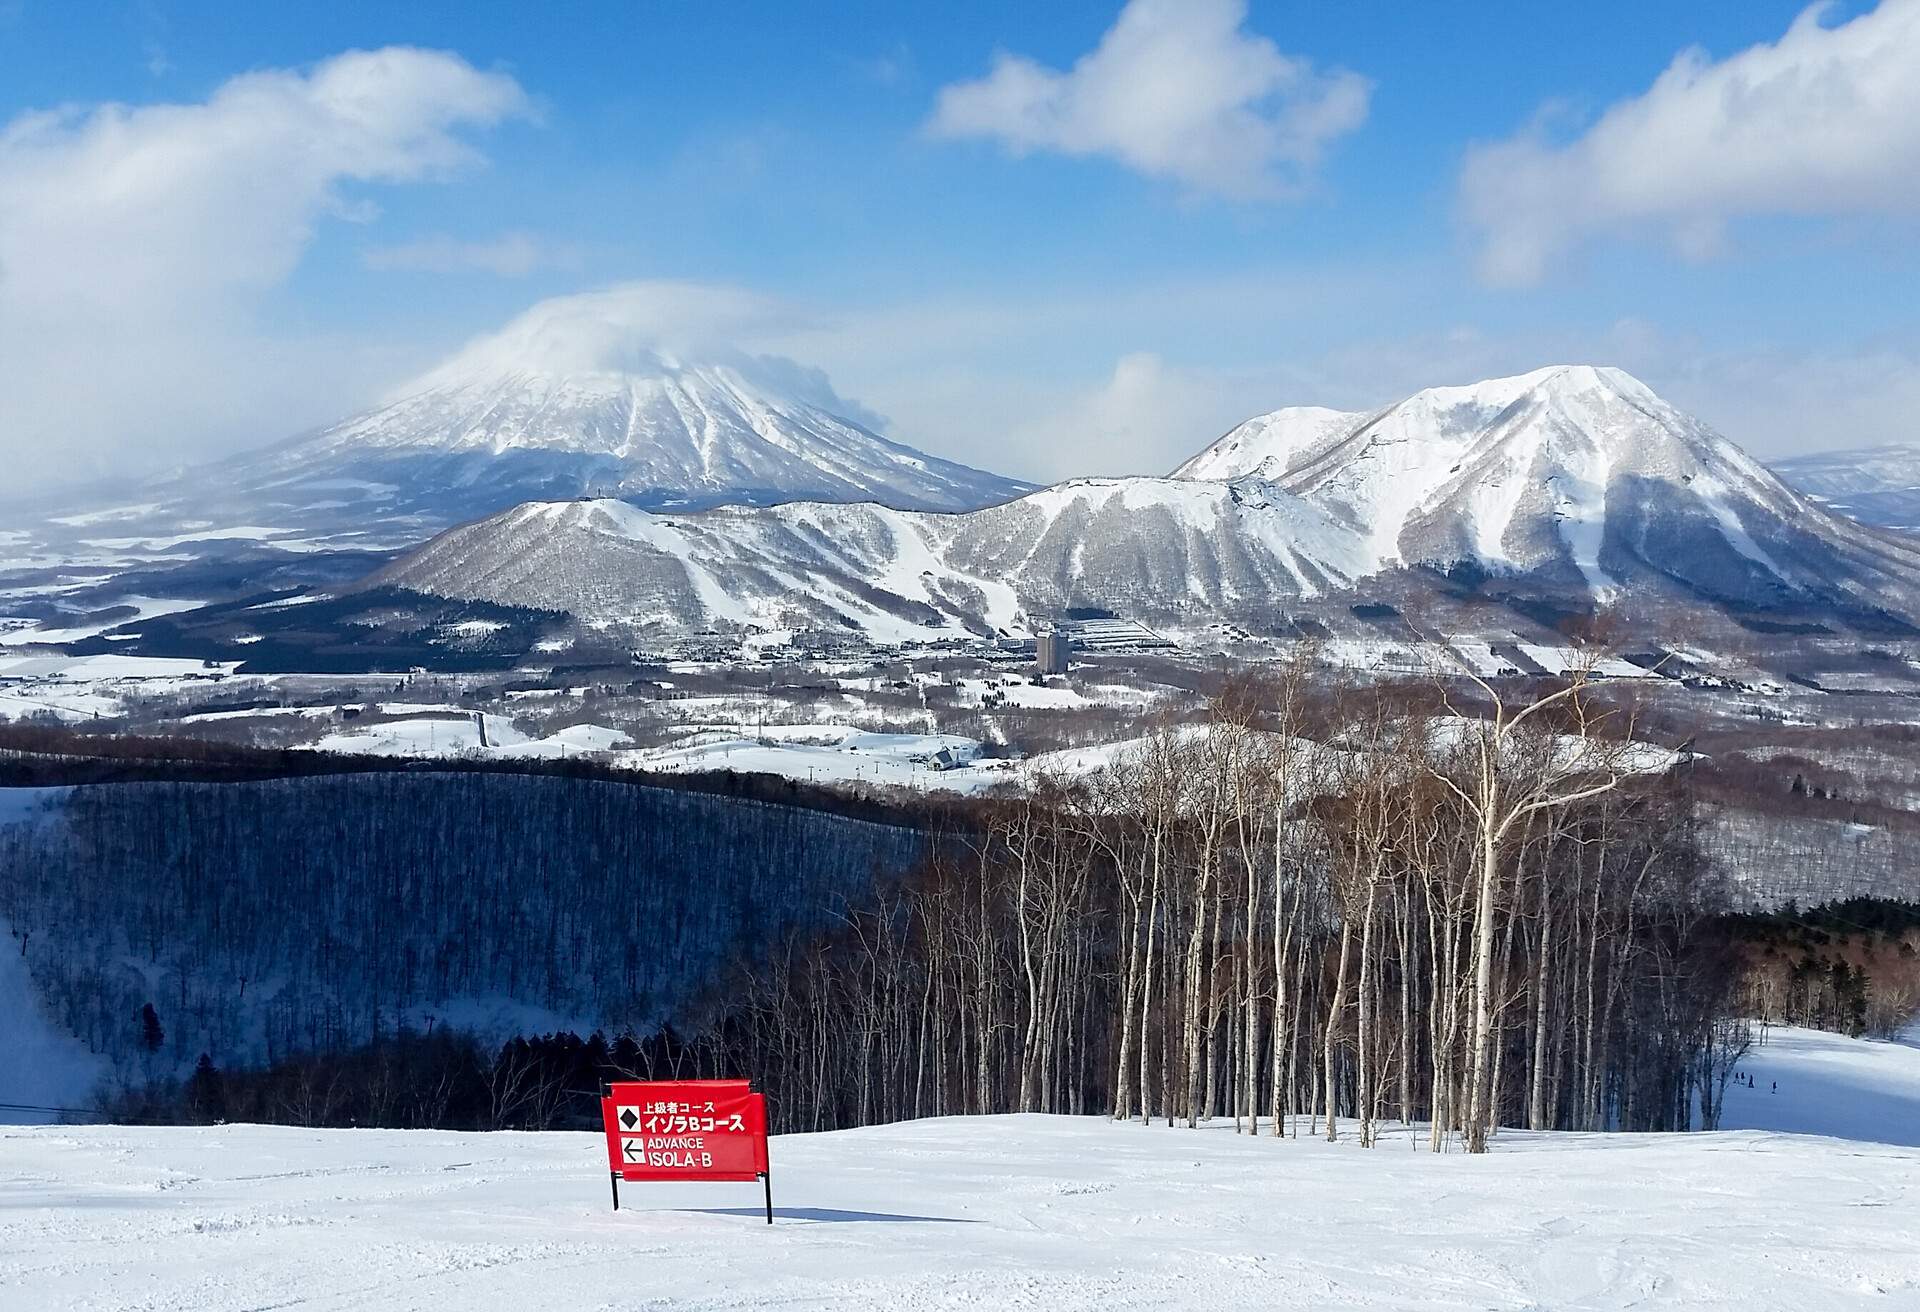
[619,1107,638,1130]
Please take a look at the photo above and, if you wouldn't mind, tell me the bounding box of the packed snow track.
[2,1026,1916,1310]
[4,1121,1911,1310]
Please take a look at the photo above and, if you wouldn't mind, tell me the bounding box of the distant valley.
[1770,444,1920,532]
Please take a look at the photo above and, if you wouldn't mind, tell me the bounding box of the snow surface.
[5,1028,1919,1311]
[368,363,1920,640]
[1772,443,1920,529]
[0,655,241,722]
[623,727,984,790]
[308,715,630,760]
[0,596,206,647]
[279,292,1029,514]
[1721,1022,1920,1147]
[0,654,235,680]
[0,919,109,1126]
[1167,365,1886,608]
[377,475,1379,644]
[0,791,105,1123]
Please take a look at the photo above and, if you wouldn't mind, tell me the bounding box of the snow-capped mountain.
[219,294,1027,519]
[372,365,1920,643]
[1769,445,1920,531]
[6,291,1028,579]
[1174,365,1920,611]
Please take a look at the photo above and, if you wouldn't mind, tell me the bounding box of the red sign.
[601,1079,769,1184]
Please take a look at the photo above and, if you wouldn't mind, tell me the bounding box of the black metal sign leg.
[611,1171,620,1212]
[762,1171,772,1225]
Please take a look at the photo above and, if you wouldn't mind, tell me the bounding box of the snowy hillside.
[1176,364,1920,609]
[1771,443,1920,531]
[371,477,1376,642]
[371,368,1920,642]
[5,1025,1916,1311]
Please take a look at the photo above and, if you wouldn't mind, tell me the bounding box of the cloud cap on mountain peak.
[397,281,889,432]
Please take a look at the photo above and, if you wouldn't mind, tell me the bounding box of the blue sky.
[2,0,1916,488]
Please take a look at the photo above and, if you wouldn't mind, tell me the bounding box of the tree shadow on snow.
[685,1206,975,1224]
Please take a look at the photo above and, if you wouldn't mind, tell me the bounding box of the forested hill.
[0,772,931,1084]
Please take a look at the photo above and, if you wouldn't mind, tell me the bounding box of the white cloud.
[0,47,529,490]
[1461,0,1920,284]
[851,41,915,89]
[361,231,585,276]
[411,281,811,382]
[927,0,1370,200]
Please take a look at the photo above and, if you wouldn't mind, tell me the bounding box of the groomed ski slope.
[3,1026,1916,1311]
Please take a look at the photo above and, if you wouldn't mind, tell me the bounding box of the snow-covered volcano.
[1175,365,1920,611]
[221,295,1027,518]
[8,291,1029,573]
[371,366,1920,643]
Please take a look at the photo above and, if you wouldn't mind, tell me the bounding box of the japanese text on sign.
[600,1079,769,1184]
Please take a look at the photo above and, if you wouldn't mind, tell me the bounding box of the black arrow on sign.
[619,1107,638,1130]
[623,1140,642,1162]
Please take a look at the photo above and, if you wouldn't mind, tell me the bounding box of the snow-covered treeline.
[0,773,927,1083]
[1699,804,1920,905]
[701,670,1746,1150]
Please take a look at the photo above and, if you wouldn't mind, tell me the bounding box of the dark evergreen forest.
[0,771,928,1083]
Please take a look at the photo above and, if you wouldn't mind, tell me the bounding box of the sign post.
[600,1079,772,1223]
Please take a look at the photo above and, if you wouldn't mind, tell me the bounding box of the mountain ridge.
[369,366,1920,645]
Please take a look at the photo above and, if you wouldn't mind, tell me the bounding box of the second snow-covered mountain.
[1175,364,1920,614]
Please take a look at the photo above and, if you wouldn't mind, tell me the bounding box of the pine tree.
[139,1003,164,1055]
[187,1053,225,1122]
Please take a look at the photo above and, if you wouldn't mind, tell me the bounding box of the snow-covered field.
[624,725,985,789]
[0,652,241,721]
[308,713,630,760]
[3,1026,1916,1310]
[0,595,208,647]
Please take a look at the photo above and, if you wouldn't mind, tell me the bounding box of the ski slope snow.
[1720,1021,1920,1146]
[2,1025,1916,1310]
